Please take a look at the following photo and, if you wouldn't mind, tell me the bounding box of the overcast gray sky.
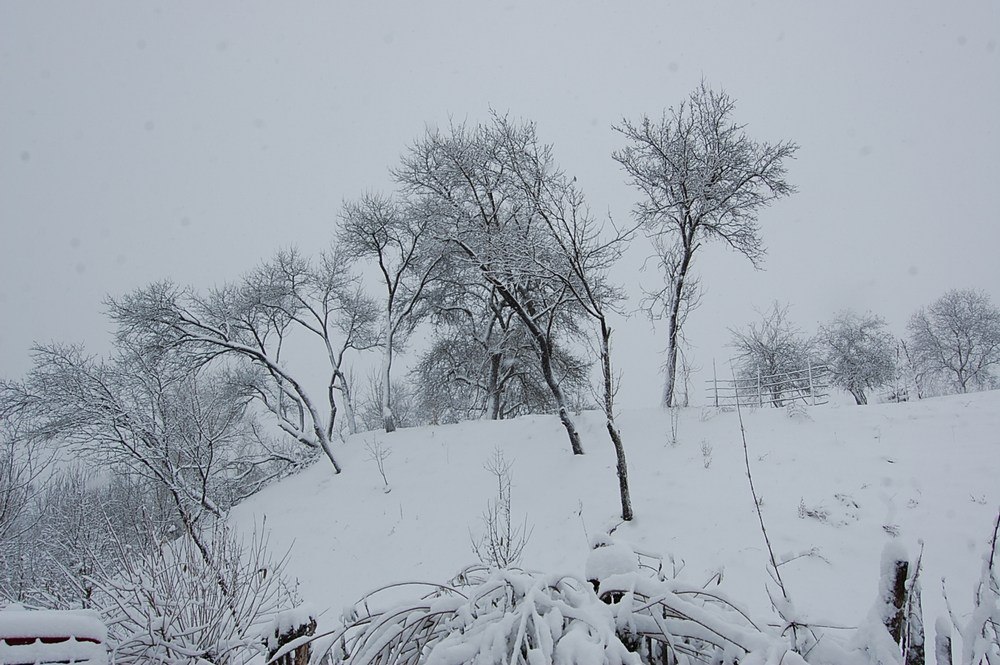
[2,1,998,407]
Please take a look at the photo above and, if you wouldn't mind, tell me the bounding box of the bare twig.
[731,364,800,651]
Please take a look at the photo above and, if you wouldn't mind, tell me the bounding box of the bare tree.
[498,159,637,520]
[394,114,591,454]
[357,367,420,432]
[0,395,55,603]
[0,467,160,608]
[109,248,379,472]
[413,288,591,425]
[907,289,1000,394]
[8,342,285,538]
[817,310,897,405]
[420,277,527,421]
[0,396,50,546]
[730,302,815,407]
[241,248,381,442]
[340,194,446,432]
[614,83,798,407]
[470,448,531,569]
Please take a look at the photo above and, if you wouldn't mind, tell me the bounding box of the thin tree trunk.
[934,624,952,665]
[491,280,583,454]
[601,321,632,521]
[381,324,396,433]
[316,432,342,473]
[487,352,502,420]
[325,380,339,442]
[335,370,359,436]
[662,246,693,408]
[538,340,583,454]
[663,297,681,408]
[848,384,867,405]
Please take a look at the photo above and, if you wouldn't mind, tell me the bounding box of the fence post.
[713,359,718,407]
[757,369,762,408]
[269,608,317,665]
[808,361,815,406]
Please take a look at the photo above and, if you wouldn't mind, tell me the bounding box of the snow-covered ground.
[229,391,1000,650]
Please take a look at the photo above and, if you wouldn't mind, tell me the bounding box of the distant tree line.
[728,288,1000,407]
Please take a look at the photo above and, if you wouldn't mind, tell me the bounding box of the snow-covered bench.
[0,608,107,665]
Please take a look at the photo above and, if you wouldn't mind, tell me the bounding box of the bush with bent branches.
[90,522,299,665]
[305,563,817,665]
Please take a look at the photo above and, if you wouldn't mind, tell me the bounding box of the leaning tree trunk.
[493,281,583,454]
[533,339,583,454]
[600,321,632,521]
[333,370,359,436]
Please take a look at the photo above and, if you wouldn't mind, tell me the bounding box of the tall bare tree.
[908,289,1000,394]
[395,114,590,454]
[110,248,379,472]
[818,310,896,405]
[0,394,51,548]
[614,83,798,407]
[510,175,637,520]
[6,342,283,534]
[416,276,590,423]
[339,193,446,432]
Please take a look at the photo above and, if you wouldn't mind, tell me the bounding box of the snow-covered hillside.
[229,392,1000,648]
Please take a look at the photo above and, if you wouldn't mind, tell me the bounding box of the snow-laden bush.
[313,565,638,665]
[311,553,818,665]
[90,522,299,665]
[940,510,1000,665]
[313,533,1000,665]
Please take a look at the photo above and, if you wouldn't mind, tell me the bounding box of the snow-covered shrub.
[940,510,1000,665]
[315,539,816,665]
[91,522,299,665]
[316,566,640,665]
[0,468,165,609]
[314,536,972,665]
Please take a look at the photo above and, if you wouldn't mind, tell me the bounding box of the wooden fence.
[707,361,831,408]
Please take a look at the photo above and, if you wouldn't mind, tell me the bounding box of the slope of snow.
[228,391,1000,654]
